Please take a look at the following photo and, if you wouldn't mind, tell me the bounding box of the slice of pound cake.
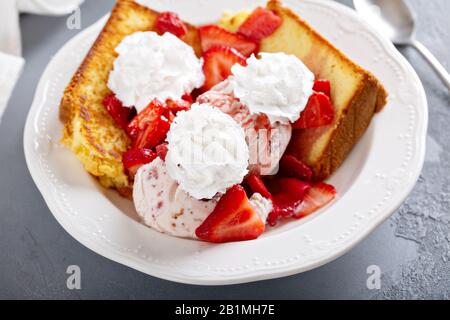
[222,0,388,181]
[59,0,202,196]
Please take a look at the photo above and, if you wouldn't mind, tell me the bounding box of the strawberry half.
[246,174,272,199]
[195,185,265,243]
[313,79,331,98]
[266,178,311,225]
[201,46,247,91]
[294,182,337,219]
[156,11,188,38]
[292,92,334,129]
[122,148,157,177]
[127,99,171,150]
[237,7,282,41]
[199,25,259,57]
[279,155,313,182]
[103,93,136,131]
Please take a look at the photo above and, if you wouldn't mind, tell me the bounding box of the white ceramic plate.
[24,0,427,285]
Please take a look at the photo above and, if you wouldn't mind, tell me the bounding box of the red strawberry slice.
[181,93,194,104]
[166,98,191,114]
[294,182,337,219]
[266,178,311,225]
[103,93,136,131]
[199,25,259,57]
[163,108,176,122]
[292,92,334,129]
[201,46,247,92]
[134,116,170,150]
[246,174,272,199]
[122,148,157,177]
[237,7,282,41]
[279,155,313,182]
[313,79,331,98]
[195,185,265,243]
[156,11,188,38]
[127,100,171,150]
[155,143,169,161]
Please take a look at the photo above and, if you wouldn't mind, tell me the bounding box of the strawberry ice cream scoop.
[133,157,218,238]
[197,80,292,175]
[133,157,272,239]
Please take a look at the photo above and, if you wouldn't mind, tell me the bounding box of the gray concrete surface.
[0,0,449,299]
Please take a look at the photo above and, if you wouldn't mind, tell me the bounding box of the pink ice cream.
[197,80,292,175]
[133,157,272,239]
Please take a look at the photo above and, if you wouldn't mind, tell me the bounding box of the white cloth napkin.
[0,0,84,122]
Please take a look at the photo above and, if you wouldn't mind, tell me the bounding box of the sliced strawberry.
[155,143,169,161]
[237,7,282,41]
[279,155,313,182]
[201,46,247,91]
[199,25,259,57]
[294,182,337,219]
[246,174,272,199]
[156,11,188,38]
[135,116,170,149]
[292,92,334,129]
[265,178,311,226]
[122,148,157,177]
[127,100,171,149]
[163,108,176,122]
[102,93,136,131]
[313,79,331,98]
[195,185,265,243]
[127,100,164,139]
[166,98,191,114]
[181,93,194,104]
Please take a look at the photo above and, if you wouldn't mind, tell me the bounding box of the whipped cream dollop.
[108,31,204,113]
[230,52,315,124]
[166,103,249,200]
[133,158,272,239]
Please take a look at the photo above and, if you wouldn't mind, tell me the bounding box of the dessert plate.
[24,0,427,285]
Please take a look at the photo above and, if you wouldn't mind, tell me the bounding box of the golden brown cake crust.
[60,0,202,195]
[313,73,382,180]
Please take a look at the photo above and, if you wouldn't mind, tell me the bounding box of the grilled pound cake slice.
[261,0,387,180]
[221,0,387,181]
[60,0,202,196]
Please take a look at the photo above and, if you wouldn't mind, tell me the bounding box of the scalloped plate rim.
[23,0,428,285]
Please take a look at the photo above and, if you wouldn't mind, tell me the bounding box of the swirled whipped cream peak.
[107,31,204,113]
[230,52,315,124]
[165,103,249,200]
